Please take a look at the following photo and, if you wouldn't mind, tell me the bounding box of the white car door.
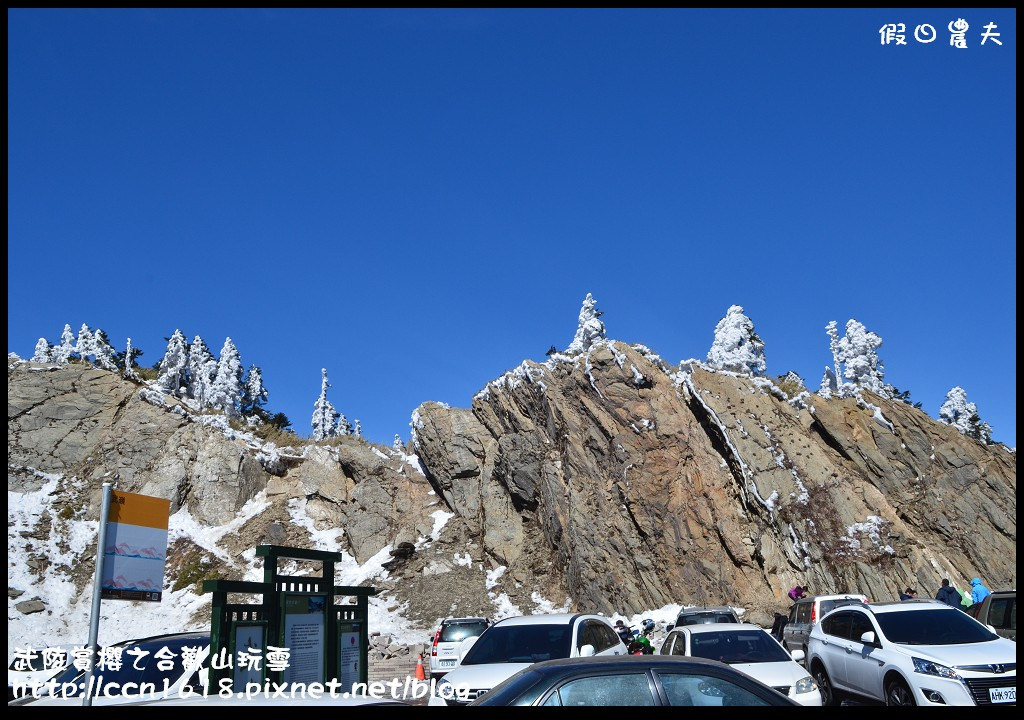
[844,611,884,698]
[816,611,854,691]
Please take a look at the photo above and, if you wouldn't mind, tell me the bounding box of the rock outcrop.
[7,341,1016,641]
[413,341,1016,620]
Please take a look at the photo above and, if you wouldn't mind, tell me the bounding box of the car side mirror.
[860,631,876,646]
[987,624,998,635]
[458,636,478,662]
[790,649,805,662]
[579,644,596,658]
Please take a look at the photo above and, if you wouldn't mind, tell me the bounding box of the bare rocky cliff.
[7,344,1016,645]
[412,341,1016,620]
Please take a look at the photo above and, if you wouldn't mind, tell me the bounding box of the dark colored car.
[470,655,800,706]
[967,590,1016,642]
[667,607,740,631]
[10,632,210,706]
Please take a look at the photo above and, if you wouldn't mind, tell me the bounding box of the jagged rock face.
[7,362,435,561]
[8,347,1017,630]
[413,342,1016,619]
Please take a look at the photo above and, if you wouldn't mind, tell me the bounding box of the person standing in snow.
[970,577,992,605]
[935,579,962,608]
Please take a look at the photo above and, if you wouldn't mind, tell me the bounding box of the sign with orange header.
[100,490,170,602]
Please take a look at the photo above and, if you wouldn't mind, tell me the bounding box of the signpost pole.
[82,481,112,707]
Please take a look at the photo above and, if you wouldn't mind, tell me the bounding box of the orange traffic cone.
[415,653,426,681]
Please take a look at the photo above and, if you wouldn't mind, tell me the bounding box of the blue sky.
[8,9,1016,446]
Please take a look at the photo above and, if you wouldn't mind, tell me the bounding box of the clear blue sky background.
[8,9,1016,446]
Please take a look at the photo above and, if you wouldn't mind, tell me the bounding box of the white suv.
[428,614,628,706]
[429,617,491,678]
[808,600,1016,706]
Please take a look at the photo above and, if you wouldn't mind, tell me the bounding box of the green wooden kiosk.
[202,545,375,692]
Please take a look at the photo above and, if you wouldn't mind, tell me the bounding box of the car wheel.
[813,664,835,706]
[885,678,916,706]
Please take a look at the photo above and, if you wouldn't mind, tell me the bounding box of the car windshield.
[440,621,489,643]
[679,614,736,626]
[876,610,999,645]
[34,636,208,697]
[688,631,791,664]
[9,651,62,672]
[461,624,573,665]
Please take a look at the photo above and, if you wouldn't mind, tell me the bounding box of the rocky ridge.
[7,341,1016,649]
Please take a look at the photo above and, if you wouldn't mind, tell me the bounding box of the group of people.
[900,577,990,610]
[930,577,991,611]
[781,576,990,612]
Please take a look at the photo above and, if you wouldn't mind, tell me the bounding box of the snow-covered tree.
[393,434,404,453]
[187,336,217,408]
[54,324,76,364]
[825,321,842,387]
[565,293,606,355]
[241,365,268,416]
[208,338,244,416]
[123,338,141,380]
[353,419,362,437]
[75,324,95,361]
[818,366,838,398]
[157,330,190,394]
[706,305,766,375]
[836,319,887,396]
[31,338,51,363]
[91,329,118,371]
[939,387,993,444]
[336,411,353,437]
[311,368,341,442]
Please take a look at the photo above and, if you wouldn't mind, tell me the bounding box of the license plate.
[440,660,456,668]
[989,687,1015,704]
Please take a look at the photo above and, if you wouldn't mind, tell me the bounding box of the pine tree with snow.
[157,330,190,395]
[336,411,353,437]
[31,338,51,363]
[818,366,838,398]
[241,365,268,416]
[825,321,842,389]
[311,368,341,442]
[122,338,141,380]
[706,305,766,375]
[209,338,244,416]
[187,336,217,409]
[836,319,887,396]
[565,293,606,355]
[53,324,76,364]
[353,419,362,437]
[393,434,404,453]
[939,387,993,444]
[91,329,118,371]
[75,324,95,362]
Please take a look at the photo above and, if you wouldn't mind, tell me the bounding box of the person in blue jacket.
[970,577,992,605]
[935,579,962,608]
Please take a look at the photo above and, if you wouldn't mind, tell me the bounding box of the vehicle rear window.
[819,598,861,616]
[440,621,488,643]
[462,624,573,665]
[678,614,736,626]
[876,609,999,645]
[985,598,1015,631]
